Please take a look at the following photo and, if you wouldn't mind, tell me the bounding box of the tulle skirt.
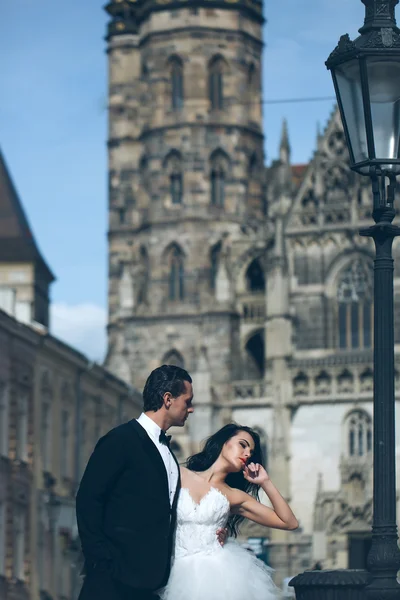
[158,541,281,600]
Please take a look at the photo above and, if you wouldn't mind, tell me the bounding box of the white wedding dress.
[159,487,280,600]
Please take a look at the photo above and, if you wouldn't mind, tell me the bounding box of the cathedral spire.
[279,119,291,164]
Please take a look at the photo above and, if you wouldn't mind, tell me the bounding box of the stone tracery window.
[337,260,373,350]
[244,330,265,379]
[208,56,225,111]
[344,409,372,457]
[210,151,228,207]
[210,242,222,290]
[169,56,184,111]
[168,245,185,301]
[247,64,258,121]
[164,151,183,205]
[245,258,265,292]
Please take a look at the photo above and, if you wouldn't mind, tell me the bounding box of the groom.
[76,364,223,600]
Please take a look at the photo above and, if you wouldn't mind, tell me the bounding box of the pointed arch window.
[210,242,222,290]
[337,259,373,350]
[210,151,229,207]
[244,330,265,379]
[165,151,183,205]
[163,349,185,369]
[168,245,185,301]
[245,258,265,292]
[170,56,184,111]
[209,57,225,111]
[345,410,372,457]
[247,64,258,121]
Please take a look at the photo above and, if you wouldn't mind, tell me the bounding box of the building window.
[337,259,373,349]
[0,286,16,316]
[210,242,222,290]
[60,409,70,479]
[170,56,184,110]
[41,399,52,472]
[170,172,183,205]
[247,64,259,121]
[0,384,9,457]
[118,208,126,224]
[244,330,265,379]
[245,258,265,292]
[345,410,372,457]
[13,507,25,580]
[168,245,185,301]
[16,393,28,462]
[210,151,229,207]
[0,502,5,575]
[164,151,183,205]
[209,57,225,110]
[211,166,225,207]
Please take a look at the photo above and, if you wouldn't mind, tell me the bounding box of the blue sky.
[0,0,365,359]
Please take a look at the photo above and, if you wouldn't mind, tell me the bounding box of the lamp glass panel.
[366,57,400,173]
[334,60,368,165]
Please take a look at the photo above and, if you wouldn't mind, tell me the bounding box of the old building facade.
[103,0,400,586]
[0,151,142,600]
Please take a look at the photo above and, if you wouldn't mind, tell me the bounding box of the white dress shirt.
[136,413,179,506]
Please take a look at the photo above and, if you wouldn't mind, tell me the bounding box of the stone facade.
[103,0,400,590]
[0,308,142,600]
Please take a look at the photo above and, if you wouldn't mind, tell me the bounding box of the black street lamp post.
[290,1,400,599]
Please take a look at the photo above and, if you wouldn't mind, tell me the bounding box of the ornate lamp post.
[290,1,400,599]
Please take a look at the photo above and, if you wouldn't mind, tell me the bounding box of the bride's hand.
[243,463,270,485]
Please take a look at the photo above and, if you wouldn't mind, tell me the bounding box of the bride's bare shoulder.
[179,465,192,483]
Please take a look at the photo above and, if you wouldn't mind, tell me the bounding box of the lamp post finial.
[360,0,398,33]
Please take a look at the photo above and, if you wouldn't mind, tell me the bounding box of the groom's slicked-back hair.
[142,365,192,412]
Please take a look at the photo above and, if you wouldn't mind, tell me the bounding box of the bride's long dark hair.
[186,423,264,538]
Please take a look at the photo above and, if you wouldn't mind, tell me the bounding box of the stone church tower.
[104,0,267,452]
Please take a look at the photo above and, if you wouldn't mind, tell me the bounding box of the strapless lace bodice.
[174,487,230,559]
[160,487,279,600]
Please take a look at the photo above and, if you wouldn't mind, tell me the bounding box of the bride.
[159,423,298,600]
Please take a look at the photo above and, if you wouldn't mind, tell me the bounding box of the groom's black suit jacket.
[76,419,180,591]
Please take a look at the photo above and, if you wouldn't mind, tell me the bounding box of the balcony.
[238,294,265,325]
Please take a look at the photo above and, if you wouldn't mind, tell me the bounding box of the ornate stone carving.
[315,370,332,395]
[337,369,355,393]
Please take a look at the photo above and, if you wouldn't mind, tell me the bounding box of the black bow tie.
[159,430,172,448]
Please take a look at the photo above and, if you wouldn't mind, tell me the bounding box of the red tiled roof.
[291,163,308,190]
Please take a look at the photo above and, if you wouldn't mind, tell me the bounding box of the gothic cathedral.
[103,0,400,585]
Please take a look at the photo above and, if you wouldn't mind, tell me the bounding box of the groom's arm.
[76,429,126,566]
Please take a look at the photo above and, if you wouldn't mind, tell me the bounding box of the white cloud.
[50,302,107,362]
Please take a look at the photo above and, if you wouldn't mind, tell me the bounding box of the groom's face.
[169,381,194,427]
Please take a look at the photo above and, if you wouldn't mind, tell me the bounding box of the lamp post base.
[289,569,371,600]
